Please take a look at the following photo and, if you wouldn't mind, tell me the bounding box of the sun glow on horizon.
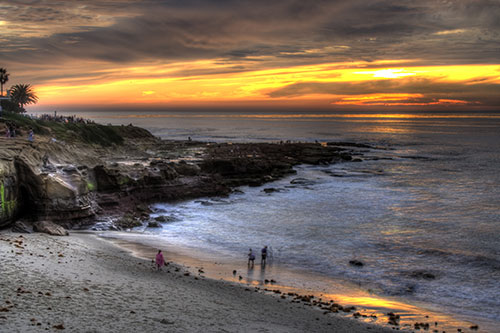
[32,59,500,109]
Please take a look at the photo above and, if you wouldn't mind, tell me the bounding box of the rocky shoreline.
[0,122,361,232]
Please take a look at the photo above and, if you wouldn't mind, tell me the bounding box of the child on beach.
[155,250,165,270]
[248,248,255,267]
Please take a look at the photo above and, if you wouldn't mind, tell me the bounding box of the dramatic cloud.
[268,77,500,106]
[0,0,499,109]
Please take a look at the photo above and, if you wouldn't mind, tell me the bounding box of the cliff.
[0,115,357,230]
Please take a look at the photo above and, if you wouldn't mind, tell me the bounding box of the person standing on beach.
[155,250,165,270]
[261,246,268,266]
[248,248,255,267]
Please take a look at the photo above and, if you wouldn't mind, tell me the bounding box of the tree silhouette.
[10,84,38,112]
[0,68,9,96]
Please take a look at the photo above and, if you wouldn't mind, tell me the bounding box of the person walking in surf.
[261,246,268,266]
[248,248,255,267]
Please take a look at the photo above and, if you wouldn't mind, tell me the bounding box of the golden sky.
[1,1,499,110]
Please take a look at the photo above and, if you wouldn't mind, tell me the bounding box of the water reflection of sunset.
[94,113,500,120]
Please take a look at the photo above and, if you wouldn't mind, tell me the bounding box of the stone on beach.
[33,221,69,236]
[11,220,33,233]
[349,260,364,267]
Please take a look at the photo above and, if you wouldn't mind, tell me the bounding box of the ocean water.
[69,110,500,326]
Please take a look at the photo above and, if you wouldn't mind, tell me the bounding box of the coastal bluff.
[0,118,358,230]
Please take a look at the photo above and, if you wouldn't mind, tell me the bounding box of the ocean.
[54,109,500,329]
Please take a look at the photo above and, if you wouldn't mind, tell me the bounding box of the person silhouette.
[155,250,165,270]
[261,246,268,266]
[248,248,255,267]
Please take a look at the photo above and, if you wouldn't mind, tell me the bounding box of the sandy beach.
[0,231,394,333]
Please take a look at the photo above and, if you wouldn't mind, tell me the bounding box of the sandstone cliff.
[0,116,356,230]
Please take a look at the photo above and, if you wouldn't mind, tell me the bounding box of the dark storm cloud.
[268,77,500,106]
[1,0,499,80]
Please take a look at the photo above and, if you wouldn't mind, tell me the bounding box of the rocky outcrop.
[0,124,359,230]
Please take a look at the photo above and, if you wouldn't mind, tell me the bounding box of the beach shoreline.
[100,231,492,333]
[0,230,396,333]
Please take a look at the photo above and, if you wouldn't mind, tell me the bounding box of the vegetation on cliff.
[1,111,157,146]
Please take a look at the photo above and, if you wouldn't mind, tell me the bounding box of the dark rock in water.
[387,312,400,326]
[327,142,375,149]
[470,325,479,330]
[147,221,162,228]
[262,188,282,194]
[33,221,69,236]
[154,216,166,222]
[351,158,362,162]
[11,220,33,233]
[349,260,364,267]
[290,178,315,186]
[409,270,436,280]
[414,322,429,330]
[136,204,151,213]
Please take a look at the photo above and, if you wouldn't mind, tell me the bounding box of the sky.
[0,0,499,111]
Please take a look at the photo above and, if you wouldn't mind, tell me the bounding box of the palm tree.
[9,84,38,112]
[0,68,9,96]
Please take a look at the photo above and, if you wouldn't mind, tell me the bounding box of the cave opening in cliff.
[18,185,38,220]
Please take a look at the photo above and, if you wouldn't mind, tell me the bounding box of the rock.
[11,221,33,233]
[33,221,69,236]
[349,260,364,267]
[62,165,78,173]
[171,161,200,176]
[115,214,142,229]
[290,178,315,186]
[340,153,352,161]
[136,204,151,213]
[154,216,166,222]
[147,221,162,228]
[409,270,436,280]
[327,142,375,149]
[387,312,400,326]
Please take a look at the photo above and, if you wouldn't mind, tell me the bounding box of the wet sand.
[0,231,394,333]
[102,232,491,333]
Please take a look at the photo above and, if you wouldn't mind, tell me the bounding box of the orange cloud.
[32,60,500,110]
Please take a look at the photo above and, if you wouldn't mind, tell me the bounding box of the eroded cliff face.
[0,134,218,227]
[1,140,100,227]
[0,127,356,229]
[0,160,18,225]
